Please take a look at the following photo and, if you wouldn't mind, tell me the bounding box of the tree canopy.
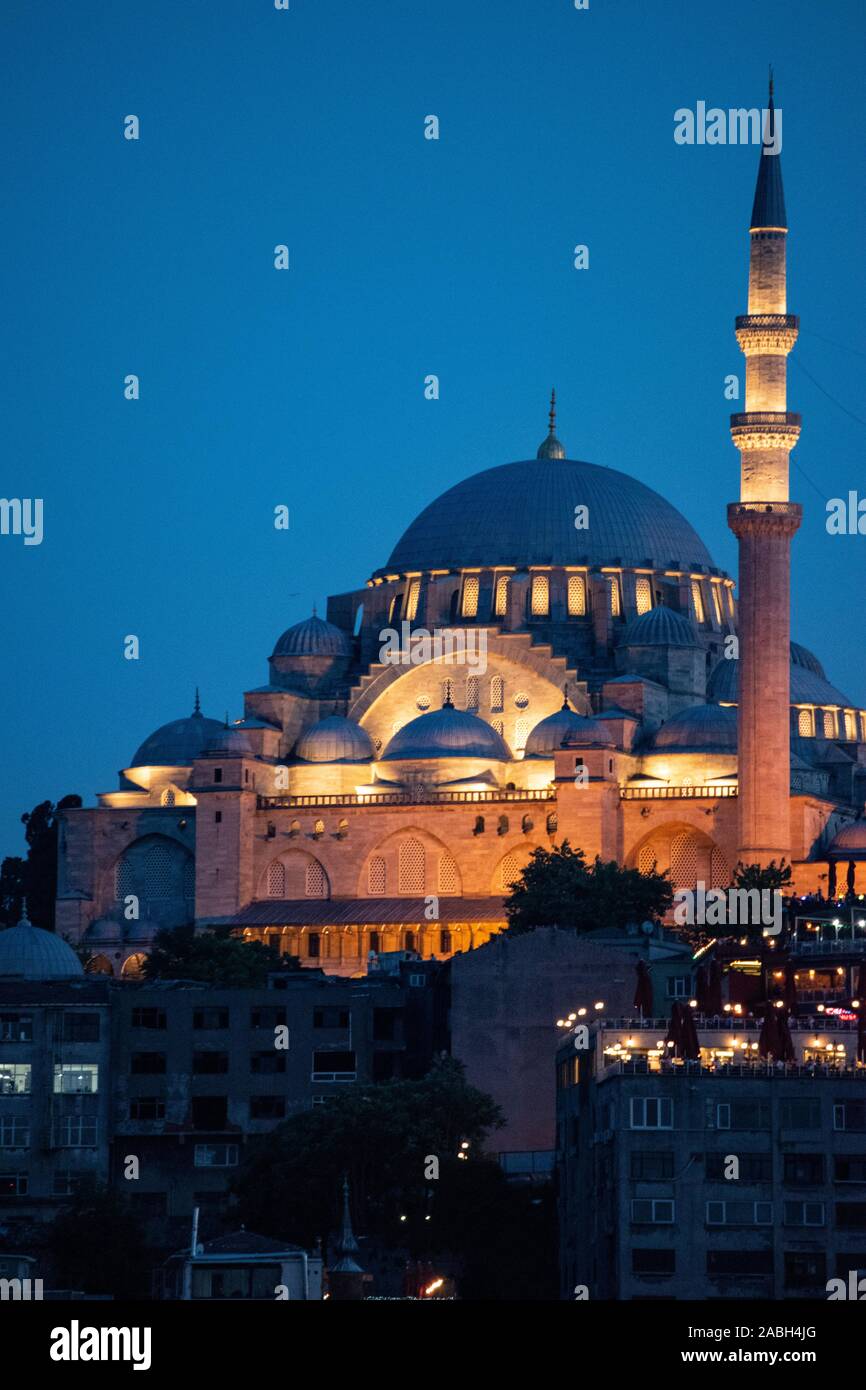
[142,923,299,986]
[0,794,82,929]
[504,839,673,935]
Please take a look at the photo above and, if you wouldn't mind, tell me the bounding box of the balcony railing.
[620,785,737,800]
[601,1059,864,1081]
[258,788,556,809]
[596,1015,859,1033]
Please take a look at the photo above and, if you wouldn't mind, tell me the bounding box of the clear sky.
[2,0,865,858]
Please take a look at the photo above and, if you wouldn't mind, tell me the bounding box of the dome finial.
[19,897,30,928]
[536,389,566,459]
[562,682,570,711]
[442,690,455,710]
[193,687,201,716]
[312,602,318,618]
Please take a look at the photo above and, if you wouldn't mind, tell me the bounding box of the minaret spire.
[193,687,201,716]
[728,73,801,867]
[536,388,566,459]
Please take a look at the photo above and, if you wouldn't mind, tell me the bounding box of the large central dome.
[383,458,715,574]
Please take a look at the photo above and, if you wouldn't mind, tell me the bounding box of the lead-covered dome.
[622,605,701,648]
[525,706,608,756]
[296,716,375,763]
[653,703,738,752]
[0,914,84,980]
[708,644,853,708]
[381,704,511,761]
[828,822,866,857]
[272,614,350,658]
[130,706,224,768]
[380,458,716,574]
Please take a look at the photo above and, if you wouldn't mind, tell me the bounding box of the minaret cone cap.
[537,388,566,459]
[750,72,787,230]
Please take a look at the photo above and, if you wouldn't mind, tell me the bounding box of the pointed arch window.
[530,574,549,617]
[439,853,458,894]
[609,576,622,618]
[368,856,386,896]
[710,583,723,625]
[404,580,420,623]
[691,581,706,626]
[567,573,587,617]
[267,861,286,897]
[797,709,814,738]
[494,575,510,618]
[461,575,480,619]
[305,861,326,898]
[398,838,426,894]
[634,577,652,616]
[490,675,504,713]
[466,676,479,710]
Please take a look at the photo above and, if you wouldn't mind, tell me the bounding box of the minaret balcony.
[735,314,799,355]
[730,411,801,451]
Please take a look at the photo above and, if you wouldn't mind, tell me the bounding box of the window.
[132,1008,166,1030]
[251,1007,286,1030]
[131,1053,166,1075]
[630,1097,673,1130]
[129,1098,165,1121]
[404,579,420,622]
[706,1152,772,1182]
[440,929,452,954]
[191,1263,280,1300]
[213,768,223,783]
[710,582,723,624]
[845,711,857,740]
[314,1008,349,1029]
[822,709,838,738]
[250,1053,286,1075]
[780,1099,821,1129]
[194,1009,229,1030]
[0,1175,28,1197]
[307,933,320,959]
[499,853,521,892]
[691,580,705,625]
[466,676,479,710]
[784,1253,826,1289]
[193,1052,229,1075]
[267,861,285,896]
[405,930,416,952]
[494,575,509,618]
[52,1171,87,1197]
[514,717,530,752]
[834,1102,866,1131]
[834,1156,866,1183]
[461,575,480,619]
[666,976,689,999]
[53,1064,98,1095]
[529,573,549,617]
[707,1250,772,1276]
[194,1144,238,1168]
[306,860,326,897]
[631,1199,674,1224]
[311,1050,356,1081]
[0,1065,31,1095]
[716,1100,771,1131]
[54,1116,98,1147]
[632,1249,675,1275]
[250,1097,286,1120]
[490,675,504,712]
[369,932,380,954]
[706,1200,772,1226]
[215,811,222,824]
[61,1013,100,1043]
[784,1200,825,1226]
[0,1118,29,1148]
[784,1154,824,1185]
[567,573,587,616]
[398,838,425,894]
[191,1097,227,1130]
[609,576,622,617]
[368,856,386,895]
[0,1014,32,1042]
[836,1203,866,1229]
[373,1009,400,1042]
[797,708,814,737]
[438,853,458,894]
[630,1152,675,1182]
[635,577,652,615]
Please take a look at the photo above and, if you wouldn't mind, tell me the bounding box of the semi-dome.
[272,613,350,658]
[525,704,608,756]
[708,645,853,708]
[828,822,866,857]
[380,458,717,575]
[381,704,511,761]
[296,715,375,763]
[0,912,84,980]
[653,703,738,752]
[622,605,701,648]
[130,700,224,768]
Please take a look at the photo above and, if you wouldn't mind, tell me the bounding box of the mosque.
[56,85,866,978]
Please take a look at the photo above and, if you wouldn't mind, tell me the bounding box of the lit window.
[305,861,326,898]
[567,573,587,616]
[398,838,425,894]
[462,576,480,619]
[711,583,723,624]
[845,711,857,741]
[442,679,454,705]
[499,853,521,891]
[53,1064,98,1095]
[638,845,656,875]
[822,709,837,738]
[530,574,549,617]
[635,577,652,615]
[494,575,510,617]
[404,579,420,622]
[861,713,866,742]
[609,576,621,617]
[368,856,386,895]
[797,709,813,737]
[439,854,458,894]
[727,587,736,619]
[490,675,504,712]
[466,676,479,710]
[691,580,706,625]
[514,717,530,751]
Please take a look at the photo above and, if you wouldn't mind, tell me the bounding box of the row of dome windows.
[797,707,866,741]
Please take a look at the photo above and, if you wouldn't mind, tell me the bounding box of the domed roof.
[130,700,224,768]
[272,613,350,658]
[525,703,609,756]
[381,703,511,761]
[296,715,375,763]
[204,725,256,757]
[828,822,866,856]
[708,645,853,708]
[653,703,738,752]
[381,458,717,575]
[622,605,701,648]
[0,912,84,980]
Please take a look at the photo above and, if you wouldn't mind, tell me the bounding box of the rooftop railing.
[620,785,737,800]
[258,788,556,809]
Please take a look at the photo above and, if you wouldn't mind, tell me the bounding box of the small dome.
[525,704,608,756]
[828,822,866,857]
[708,644,853,708]
[130,702,224,768]
[272,614,350,659]
[204,725,256,757]
[622,605,700,648]
[84,918,122,944]
[381,704,511,761]
[0,913,84,980]
[296,716,375,763]
[653,703,738,752]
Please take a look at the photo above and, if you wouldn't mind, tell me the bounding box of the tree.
[731,859,793,893]
[142,923,300,986]
[45,1182,149,1298]
[0,856,26,929]
[504,839,673,935]
[0,794,82,929]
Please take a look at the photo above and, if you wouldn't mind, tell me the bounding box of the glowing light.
[578,1008,587,1017]
[423,1278,444,1297]
[594,1002,604,1010]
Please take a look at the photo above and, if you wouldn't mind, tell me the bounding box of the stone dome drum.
[296,716,375,763]
[381,705,511,761]
[622,605,701,648]
[381,458,717,574]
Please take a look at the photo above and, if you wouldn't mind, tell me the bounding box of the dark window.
[313,1008,349,1029]
[131,1008,166,1030]
[784,1253,826,1289]
[62,1013,100,1043]
[193,1052,229,1075]
[373,1009,400,1042]
[405,932,416,952]
[707,1250,773,1275]
[250,1053,286,1075]
[632,1249,675,1275]
[836,1203,866,1229]
[191,1096,228,1130]
[308,933,320,958]
[728,1100,771,1130]
[131,1053,166,1074]
[213,768,222,784]
[250,1096,286,1120]
[706,1152,772,1182]
[251,1007,286,1030]
[440,930,452,953]
[193,1009,229,1030]
[129,1097,165,1121]
[312,1050,356,1077]
[780,1099,821,1129]
[369,932,380,953]
[129,1191,168,1217]
[630,1152,675,1182]
[834,1155,866,1183]
[784,1153,824,1185]
[835,1101,866,1132]
[0,1014,32,1042]
[0,1175,28,1198]
[215,811,222,823]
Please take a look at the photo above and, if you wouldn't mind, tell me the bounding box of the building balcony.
[621,784,737,801]
[258,787,556,809]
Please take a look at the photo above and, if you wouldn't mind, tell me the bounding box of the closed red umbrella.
[777,1008,796,1063]
[758,1007,781,1060]
[633,959,653,1016]
[665,1001,684,1056]
[680,1004,701,1061]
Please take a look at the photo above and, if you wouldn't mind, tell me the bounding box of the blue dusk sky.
[1,0,865,858]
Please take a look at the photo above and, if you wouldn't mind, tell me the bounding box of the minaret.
[727,73,802,865]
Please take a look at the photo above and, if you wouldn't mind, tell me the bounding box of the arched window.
[822,709,837,738]
[567,574,587,616]
[490,675,504,713]
[514,718,530,752]
[691,580,706,626]
[494,574,509,617]
[609,576,622,617]
[144,845,175,898]
[521,813,534,833]
[121,953,147,979]
[313,819,325,838]
[368,856,386,895]
[710,848,730,889]
[530,574,549,617]
[546,812,558,834]
[305,861,326,898]
[861,713,866,742]
[388,592,403,624]
[845,711,857,741]
[268,861,286,897]
[499,853,521,891]
[442,678,454,705]
[405,580,420,623]
[353,603,364,636]
[439,854,458,894]
[670,833,699,889]
[797,708,813,737]
[398,838,425,894]
[635,577,652,616]
[466,676,479,710]
[160,788,176,807]
[405,931,416,953]
[638,845,656,875]
[115,857,135,900]
[462,576,480,619]
[711,583,723,625]
[86,954,114,977]
[492,718,504,736]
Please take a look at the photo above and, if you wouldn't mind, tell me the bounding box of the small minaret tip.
[562,683,570,711]
[193,687,201,716]
[536,389,566,459]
